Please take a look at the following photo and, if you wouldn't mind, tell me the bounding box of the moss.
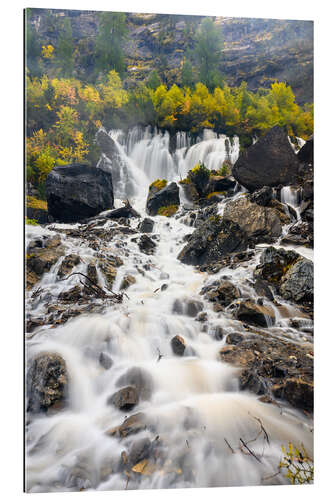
[206,191,226,199]
[149,179,167,191]
[157,205,178,217]
[26,196,48,211]
[25,218,39,226]
[179,178,191,185]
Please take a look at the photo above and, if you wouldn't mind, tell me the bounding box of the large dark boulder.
[298,137,313,165]
[177,215,248,266]
[146,182,180,216]
[46,164,114,222]
[26,352,68,413]
[280,258,313,304]
[232,126,300,191]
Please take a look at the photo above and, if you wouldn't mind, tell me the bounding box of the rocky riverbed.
[25,126,314,492]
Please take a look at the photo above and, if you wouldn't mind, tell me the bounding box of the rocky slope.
[27,9,313,104]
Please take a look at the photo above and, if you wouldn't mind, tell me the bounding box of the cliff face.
[26,9,313,104]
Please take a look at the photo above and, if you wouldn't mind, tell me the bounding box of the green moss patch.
[26,196,48,211]
[157,205,178,217]
[149,179,167,191]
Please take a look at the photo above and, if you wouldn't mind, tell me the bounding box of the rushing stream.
[25,127,313,492]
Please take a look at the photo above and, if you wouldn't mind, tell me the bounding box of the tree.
[95,12,128,77]
[25,10,42,77]
[56,18,75,77]
[194,17,223,90]
[181,58,195,88]
[147,69,162,90]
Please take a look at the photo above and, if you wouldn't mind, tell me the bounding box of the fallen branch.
[224,438,235,454]
[60,272,124,302]
[240,438,262,463]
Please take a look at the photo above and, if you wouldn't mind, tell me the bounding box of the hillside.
[26,9,313,104]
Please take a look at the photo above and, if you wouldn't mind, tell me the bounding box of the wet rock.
[57,254,81,278]
[204,279,241,307]
[138,218,154,233]
[58,285,83,303]
[298,137,313,165]
[212,325,225,340]
[27,352,68,413]
[106,201,140,219]
[223,196,282,242]
[303,179,314,201]
[178,216,248,266]
[272,378,313,412]
[138,234,156,255]
[128,437,152,465]
[235,300,275,327]
[179,180,200,203]
[196,311,208,322]
[225,333,244,345]
[253,278,274,301]
[26,243,65,289]
[249,186,273,206]
[219,336,313,411]
[106,412,149,438]
[120,274,136,290]
[280,258,313,304]
[107,386,139,411]
[254,246,300,284]
[46,164,114,222]
[172,298,203,317]
[99,352,113,370]
[204,175,236,196]
[171,335,186,356]
[146,181,180,216]
[116,367,154,400]
[98,257,117,290]
[232,126,300,191]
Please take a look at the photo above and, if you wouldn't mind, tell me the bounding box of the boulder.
[115,367,154,400]
[128,438,152,465]
[57,254,80,278]
[120,275,136,290]
[219,336,313,412]
[106,201,140,219]
[138,218,154,233]
[232,126,300,191]
[138,234,156,255]
[225,333,244,345]
[106,412,149,438]
[223,196,282,242]
[249,186,273,206]
[172,298,203,317]
[177,216,248,266]
[26,352,68,413]
[254,246,300,283]
[171,335,186,356]
[235,300,275,327]
[99,352,113,370]
[280,258,313,304]
[204,279,241,307]
[26,239,65,289]
[46,164,114,222]
[298,137,313,165]
[204,175,236,196]
[146,182,180,216]
[107,386,139,411]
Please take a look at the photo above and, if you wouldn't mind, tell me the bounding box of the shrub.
[279,443,314,484]
[149,179,168,191]
[25,217,39,226]
[188,162,210,196]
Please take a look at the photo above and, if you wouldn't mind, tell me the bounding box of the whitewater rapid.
[25,127,313,492]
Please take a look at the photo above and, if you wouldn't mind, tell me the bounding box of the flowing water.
[25,127,313,492]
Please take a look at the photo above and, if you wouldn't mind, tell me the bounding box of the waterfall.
[25,125,313,493]
[105,126,240,198]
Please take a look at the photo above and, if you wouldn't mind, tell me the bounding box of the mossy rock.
[206,191,226,200]
[149,179,167,192]
[157,205,178,217]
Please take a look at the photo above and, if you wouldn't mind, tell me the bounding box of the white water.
[25,127,313,492]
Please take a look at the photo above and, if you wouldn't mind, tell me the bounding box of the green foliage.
[157,205,178,217]
[181,58,195,88]
[95,12,127,77]
[194,18,223,91]
[280,443,314,485]
[56,18,74,77]
[188,162,210,196]
[218,163,230,176]
[147,70,162,90]
[25,217,39,226]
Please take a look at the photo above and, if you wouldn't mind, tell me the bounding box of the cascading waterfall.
[25,126,313,493]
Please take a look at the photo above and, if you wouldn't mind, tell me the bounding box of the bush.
[279,443,314,484]
[188,162,210,196]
